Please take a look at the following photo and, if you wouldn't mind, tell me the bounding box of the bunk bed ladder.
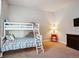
[33,23,44,55]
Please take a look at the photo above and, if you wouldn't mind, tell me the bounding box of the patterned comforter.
[1,37,40,52]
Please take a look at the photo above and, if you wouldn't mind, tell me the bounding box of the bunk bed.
[1,22,44,57]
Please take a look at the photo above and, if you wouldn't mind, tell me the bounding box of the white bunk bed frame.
[1,22,44,57]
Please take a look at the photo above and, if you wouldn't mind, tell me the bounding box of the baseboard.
[58,41,67,45]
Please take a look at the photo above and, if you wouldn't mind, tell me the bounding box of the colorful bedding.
[1,37,40,52]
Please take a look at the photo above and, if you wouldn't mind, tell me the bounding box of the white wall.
[0,0,1,15]
[0,0,9,36]
[8,5,55,39]
[54,2,79,44]
[8,2,79,44]
[0,0,2,37]
[1,0,8,19]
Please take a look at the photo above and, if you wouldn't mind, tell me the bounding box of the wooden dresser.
[67,34,79,50]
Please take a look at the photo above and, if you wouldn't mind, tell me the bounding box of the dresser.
[67,34,79,50]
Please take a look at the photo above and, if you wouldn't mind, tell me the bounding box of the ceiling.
[7,0,78,12]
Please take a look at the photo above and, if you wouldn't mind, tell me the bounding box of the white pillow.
[9,31,30,38]
[6,34,15,41]
[10,35,15,40]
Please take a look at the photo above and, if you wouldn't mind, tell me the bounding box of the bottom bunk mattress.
[1,37,40,52]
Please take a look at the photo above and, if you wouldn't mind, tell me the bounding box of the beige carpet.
[2,41,79,58]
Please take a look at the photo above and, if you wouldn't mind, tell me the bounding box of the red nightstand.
[51,34,58,42]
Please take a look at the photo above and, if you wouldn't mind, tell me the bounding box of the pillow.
[9,31,30,38]
[6,34,15,41]
[25,32,34,37]
[2,37,7,44]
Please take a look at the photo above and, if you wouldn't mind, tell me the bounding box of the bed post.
[0,36,4,57]
[40,35,44,54]
[0,52,3,57]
